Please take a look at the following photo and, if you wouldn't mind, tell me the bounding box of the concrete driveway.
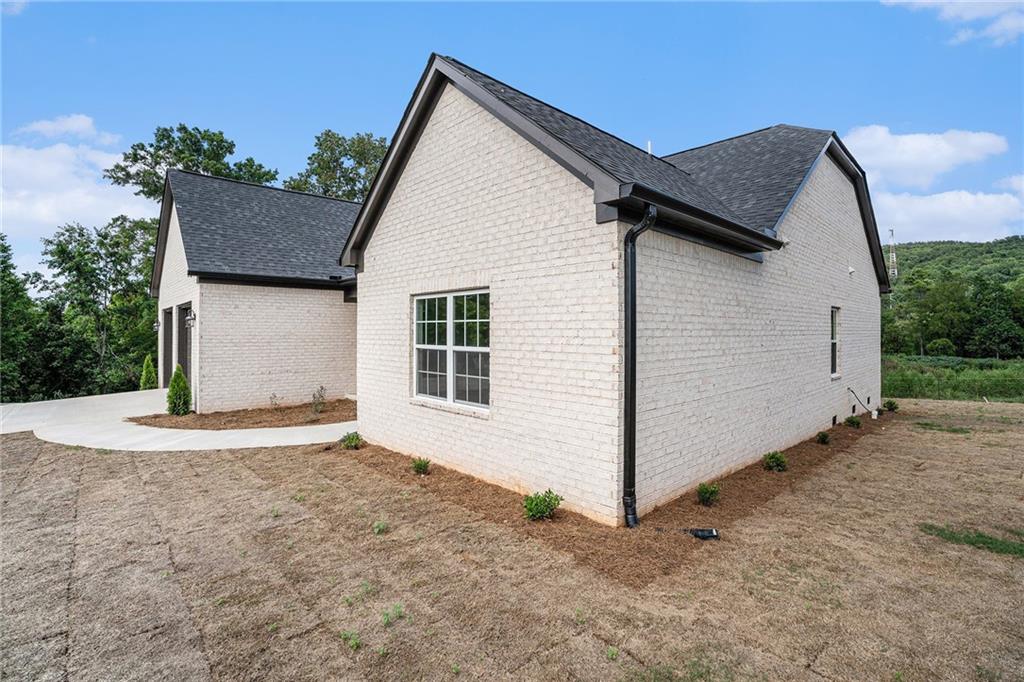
[0,389,167,434]
[1,390,357,451]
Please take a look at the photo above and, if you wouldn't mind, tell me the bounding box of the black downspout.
[623,203,658,528]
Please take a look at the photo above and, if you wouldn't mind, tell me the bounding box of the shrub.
[815,431,830,444]
[372,520,389,535]
[523,489,562,520]
[341,432,363,450]
[166,365,191,415]
[311,385,326,414]
[925,338,956,357]
[762,451,787,472]
[139,355,158,390]
[412,457,430,475]
[696,482,720,506]
[339,630,361,651]
[845,415,862,428]
[883,399,899,412]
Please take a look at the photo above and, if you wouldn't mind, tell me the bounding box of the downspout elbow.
[622,203,657,528]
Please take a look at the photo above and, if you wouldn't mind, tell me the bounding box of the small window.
[830,307,840,375]
[414,290,490,408]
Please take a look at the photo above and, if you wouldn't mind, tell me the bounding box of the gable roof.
[664,124,834,234]
[444,57,748,228]
[341,54,889,293]
[151,170,359,295]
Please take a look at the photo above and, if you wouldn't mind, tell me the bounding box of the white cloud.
[997,174,1024,196]
[845,125,1007,190]
[884,1,1024,46]
[16,114,120,146]
[1,142,157,273]
[1,1,27,16]
[876,189,1023,242]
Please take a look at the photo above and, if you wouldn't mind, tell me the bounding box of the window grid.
[830,307,840,375]
[414,290,490,408]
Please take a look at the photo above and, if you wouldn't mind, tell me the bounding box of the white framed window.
[414,290,490,408]
[830,306,840,376]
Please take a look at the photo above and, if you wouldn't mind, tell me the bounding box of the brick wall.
[629,153,882,516]
[356,83,624,524]
[196,282,356,412]
[156,205,200,402]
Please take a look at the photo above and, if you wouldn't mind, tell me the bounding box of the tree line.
[881,237,1024,359]
[1,126,388,402]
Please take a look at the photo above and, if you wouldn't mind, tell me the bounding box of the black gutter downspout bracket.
[622,203,657,528]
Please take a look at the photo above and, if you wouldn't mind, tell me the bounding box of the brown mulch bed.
[129,398,357,430]
[334,411,894,588]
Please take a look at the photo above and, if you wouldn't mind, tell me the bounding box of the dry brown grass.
[128,398,356,430]
[3,398,1022,681]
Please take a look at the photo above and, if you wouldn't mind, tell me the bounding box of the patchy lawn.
[3,399,1022,680]
[128,398,357,430]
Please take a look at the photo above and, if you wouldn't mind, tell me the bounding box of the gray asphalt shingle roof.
[663,125,834,234]
[167,170,358,284]
[442,56,750,228]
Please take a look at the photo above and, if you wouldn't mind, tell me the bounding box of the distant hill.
[890,236,1024,286]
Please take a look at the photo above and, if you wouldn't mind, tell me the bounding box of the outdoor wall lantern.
[184,310,197,329]
[153,320,160,332]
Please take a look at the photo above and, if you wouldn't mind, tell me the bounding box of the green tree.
[105,124,278,200]
[167,364,191,415]
[925,338,956,356]
[967,276,1024,359]
[139,355,158,390]
[0,234,41,402]
[284,130,388,201]
[38,216,158,395]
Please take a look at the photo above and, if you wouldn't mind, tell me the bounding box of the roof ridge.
[440,55,699,181]
[662,125,784,159]
[663,124,835,160]
[168,168,363,206]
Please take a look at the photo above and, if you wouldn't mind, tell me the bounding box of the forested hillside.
[882,236,1024,359]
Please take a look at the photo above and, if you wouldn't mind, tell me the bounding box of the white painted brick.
[196,283,356,412]
[356,84,624,525]
[630,154,882,515]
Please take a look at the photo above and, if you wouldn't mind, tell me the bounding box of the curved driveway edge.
[2,389,357,451]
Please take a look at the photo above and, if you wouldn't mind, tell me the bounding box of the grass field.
[3,399,1023,680]
[882,354,1024,402]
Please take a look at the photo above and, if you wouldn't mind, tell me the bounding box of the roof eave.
[617,182,785,253]
[190,270,354,290]
[149,177,175,298]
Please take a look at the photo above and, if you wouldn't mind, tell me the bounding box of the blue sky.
[2,1,1022,274]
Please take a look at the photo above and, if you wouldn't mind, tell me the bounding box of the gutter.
[622,203,658,528]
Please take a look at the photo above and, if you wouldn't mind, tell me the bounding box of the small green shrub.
[844,415,862,428]
[883,399,899,412]
[696,482,720,506]
[340,630,361,651]
[925,338,956,357]
[523,489,563,520]
[372,520,389,535]
[311,385,326,414]
[341,432,363,450]
[762,451,787,472]
[166,364,191,415]
[815,431,830,445]
[139,355,158,390]
[606,646,619,661]
[412,457,431,475]
[381,603,405,627]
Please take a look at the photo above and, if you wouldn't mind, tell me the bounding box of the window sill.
[830,373,842,381]
[410,397,491,420]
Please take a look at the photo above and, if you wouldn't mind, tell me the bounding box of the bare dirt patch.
[3,398,1022,680]
[128,398,356,430]
[338,411,893,588]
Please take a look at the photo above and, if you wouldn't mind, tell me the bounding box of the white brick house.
[339,55,889,526]
[151,171,358,413]
[153,55,888,527]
